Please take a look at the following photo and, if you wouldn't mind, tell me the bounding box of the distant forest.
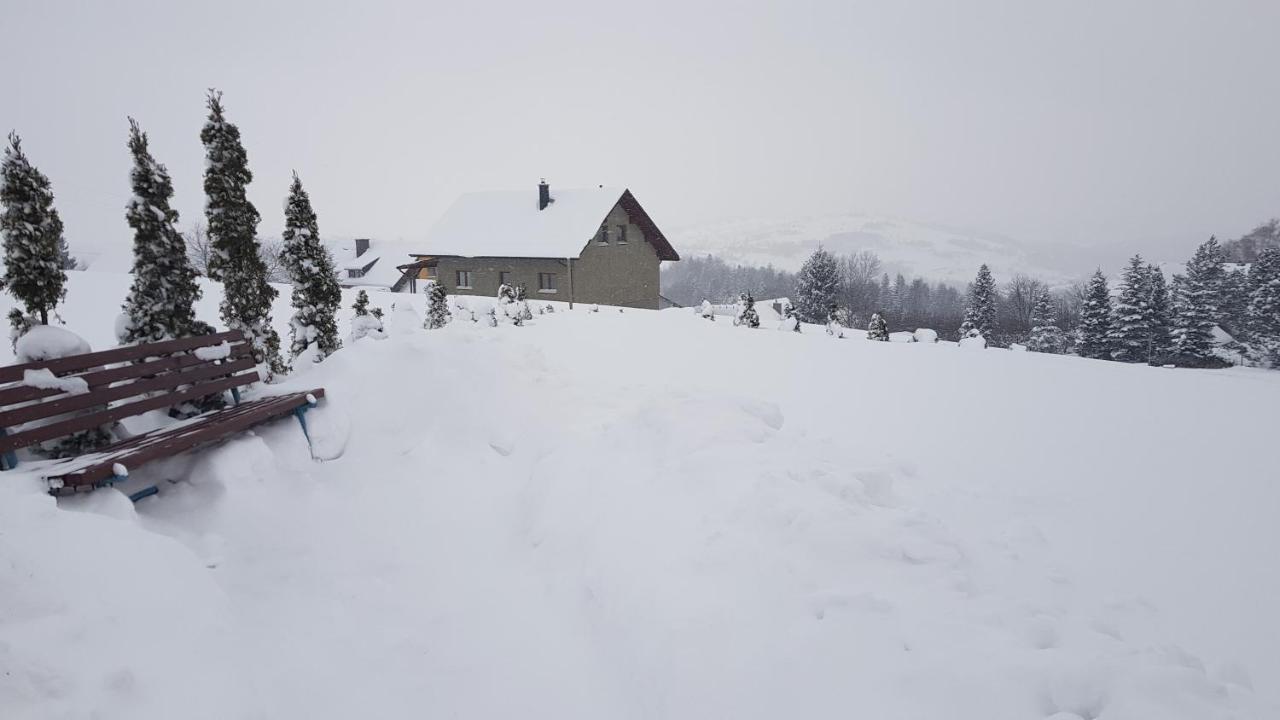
[662,252,1081,343]
[662,217,1280,343]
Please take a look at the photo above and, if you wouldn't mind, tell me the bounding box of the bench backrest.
[0,330,259,455]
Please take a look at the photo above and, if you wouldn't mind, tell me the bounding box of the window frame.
[456,270,474,289]
[537,272,557,293]
[616,224,628,244]
[596,225,609,244]
[499,271,513,286]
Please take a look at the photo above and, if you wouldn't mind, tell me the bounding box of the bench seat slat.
[0,342,254,408]
[0,330,244,385]
[47,389,325,492]
[0,371,262,454]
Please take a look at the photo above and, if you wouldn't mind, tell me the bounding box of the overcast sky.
[4,0,1279,262]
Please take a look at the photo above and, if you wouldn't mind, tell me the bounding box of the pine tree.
[961,264,998,342]
[867,312,889,341]
[279,172,341,362]
[1218,266,1251,340]
[0,133,68,328]
[121,119,206,344]
[349,289,385,341]
[1077,269,1114,360]
[1247,247,1280,366]
[424,280,451,329]
[734,292,760,328]
[1145,264,1172,364]
[1108,255,1152,363]
[201,90,284,379]
[1169,236,1226,366]
[794,247,840,323]
[1026,291,1064,353]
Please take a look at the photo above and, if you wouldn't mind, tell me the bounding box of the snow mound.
[914,328,939,343]
[15,325,91,363]
[193,341,232,361]
[21,368,89,394]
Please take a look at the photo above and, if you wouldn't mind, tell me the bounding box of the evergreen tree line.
[1071,237,1280,368]
[660,255,796,307]
[1,90,344,381]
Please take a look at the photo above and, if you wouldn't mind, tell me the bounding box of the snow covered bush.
[779,302,801,332]
[959,332,987,349]
[734,292,760,328]
[495,283,527,326]
[280,172,342,363]
[349,290,387,342]
[699,300,715,321]
[867,313,889,341]
[1,133,68,333]
[914,328,939,343]
[423,281,451,329]
[824,304,844,338]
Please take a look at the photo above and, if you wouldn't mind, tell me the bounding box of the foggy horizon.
[4,0,1279,267]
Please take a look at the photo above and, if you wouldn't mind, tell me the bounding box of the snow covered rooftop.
[421,186,678,261]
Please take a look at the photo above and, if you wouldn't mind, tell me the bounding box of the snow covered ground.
[2,271,1278,719]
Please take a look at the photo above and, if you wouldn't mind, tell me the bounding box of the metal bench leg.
[0,427,17,471]
[231,387,241,406]
[293,395,320,448]
[128,485,158,503]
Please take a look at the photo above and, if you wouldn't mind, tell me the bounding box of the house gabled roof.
[420,186,679,261]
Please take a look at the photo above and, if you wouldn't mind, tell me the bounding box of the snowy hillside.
[668,213,1099,286]
[2,271,1278,719]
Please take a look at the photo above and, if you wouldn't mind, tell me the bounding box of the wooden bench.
[0,329,324,497]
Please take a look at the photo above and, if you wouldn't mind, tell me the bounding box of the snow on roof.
[339,251,381,271]
[421,186,626,259]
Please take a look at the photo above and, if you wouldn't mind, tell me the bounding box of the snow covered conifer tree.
[1145,264,1172,364]
[1169,236,1226,366]
[867,312,889,341]
[1026,291,1064,353]
[1108,255,1152,363]
[423,280,451,329]
[825,303,844,337]
[201,91,285,379]
[121,119,206,344]
[514,284,533,321]
[794,247,840,323]
[1077,269,1114,360]
[961,264,998,342]
[279,172,341,362]
[1247,247,1280,366]
[0,133,68,329]
[734,292,760,328]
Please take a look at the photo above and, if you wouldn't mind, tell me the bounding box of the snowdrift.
[1,270,1278,719]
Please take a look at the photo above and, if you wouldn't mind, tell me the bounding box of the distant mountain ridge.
[666,213,1097,287]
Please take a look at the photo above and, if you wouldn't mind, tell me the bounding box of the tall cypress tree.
[1077,269,1114,360]
[1145,264,1172,364]
[122,118,206,343]
[961,264,998,340]
[1027,290,1064,353]
[201,91,284,379]
[0,133,68,328]
[1108,255,1152,363]
[1247,247,1280,367]
[280,172,341,362]
[794,247,840,323]
[1169,236,1225,366]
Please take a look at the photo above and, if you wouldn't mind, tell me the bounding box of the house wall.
[430,202,663,309]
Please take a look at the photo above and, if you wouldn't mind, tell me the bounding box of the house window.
[499,271,513,286]
[348,268,365,279]
[616,224,628,244]
[596,225,609,244]
[538,272,557,292]
[456,270,473,289]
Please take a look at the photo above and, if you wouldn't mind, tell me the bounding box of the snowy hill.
[2,272,1278,719]
[668,213,1098,286]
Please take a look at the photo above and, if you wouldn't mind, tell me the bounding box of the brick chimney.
[355,238,370,257]
[538,179,552,211]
